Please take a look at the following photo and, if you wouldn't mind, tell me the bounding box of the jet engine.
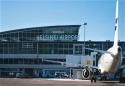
[82,68,91,79]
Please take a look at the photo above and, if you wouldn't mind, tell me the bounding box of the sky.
[0,0,125,41]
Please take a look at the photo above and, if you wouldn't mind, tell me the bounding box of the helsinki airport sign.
[37,34,78,41]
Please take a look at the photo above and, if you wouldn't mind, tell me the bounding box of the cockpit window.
[118,47,122,52]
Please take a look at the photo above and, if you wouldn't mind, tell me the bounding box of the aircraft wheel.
[94,78,96,82]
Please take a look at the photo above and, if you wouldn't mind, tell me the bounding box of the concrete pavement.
[0,78,124,86]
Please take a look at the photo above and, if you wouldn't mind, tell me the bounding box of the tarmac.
[0,78,125,86]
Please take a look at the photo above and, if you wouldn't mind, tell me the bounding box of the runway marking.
[47,78,90,81]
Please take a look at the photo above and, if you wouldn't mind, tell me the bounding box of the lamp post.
[83,22,87,55]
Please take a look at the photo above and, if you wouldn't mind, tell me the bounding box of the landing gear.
[91,75,96,83]
[119,68,125,83]
[91,69,97,83]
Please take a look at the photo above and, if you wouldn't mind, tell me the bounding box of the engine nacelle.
[82,68,91,79]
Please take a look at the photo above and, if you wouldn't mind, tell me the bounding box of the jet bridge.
[66,52,97,68]
[66,52,97,79]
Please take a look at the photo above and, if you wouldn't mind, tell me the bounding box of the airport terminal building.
[0,25,125,77]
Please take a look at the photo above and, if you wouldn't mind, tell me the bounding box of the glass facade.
[0,25,81,66]
[0,25,80,42]
[0,41,124,64]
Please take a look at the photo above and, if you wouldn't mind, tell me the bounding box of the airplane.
[94,0,121,73]
[84,0,122,78]
[44,0,124,82]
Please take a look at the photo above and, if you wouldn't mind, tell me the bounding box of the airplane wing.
[44,59,81,67]
[85,48,114,56]
[44,59,66,66]
[44,59,98,69]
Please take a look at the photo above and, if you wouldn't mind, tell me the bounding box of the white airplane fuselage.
[98,46,122,73]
